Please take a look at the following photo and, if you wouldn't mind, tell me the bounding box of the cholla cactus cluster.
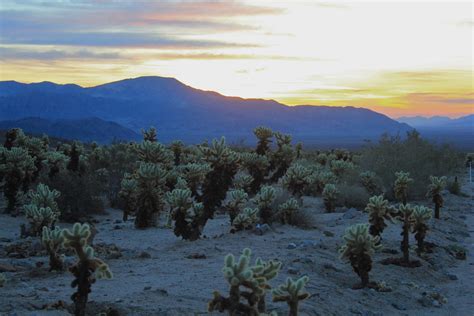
[330,159,354,179]
[208,248,282,315]
[240,152,270,194]
[426,176,447,219]
[62,223,112,316]
[360,171,379,195]
[340,223,382,288]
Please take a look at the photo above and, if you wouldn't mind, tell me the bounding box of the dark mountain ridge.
[0,76,413,146]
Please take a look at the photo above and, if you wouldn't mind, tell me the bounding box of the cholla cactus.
[208,248,281,315]
[23,205,57,237]
[412,206,432,254]
[272,276,310,316]
[233,174,254,193]
[426,176,447,219]
[180,163,211,197]
[28,184,61,218]
[330,160,354,179]
[253,186,276,224]
[310,170,336,194]
[119,175,138,221]
[136,141,173,166]
[365,195,395,238]
[0,273,6,287]
[41,226,64,271]
[295,142,303,159]
[223,189,249,223]
[0,147,36,213]
[43,151,70,178]
[360,171,379,195]
[62,223,112,316]
[322,184,338,212]
[141,126,157,142]
[134,162,167,228]
[315,153,328,165]
[339,223,382,289]
[278,198,299,225]
[231,208,259,233]
[254,126,273,155]
[394,171,413,205]
[166,186,204,239]
[240,152,270,193]
[169,140,184,165]
[270,133,295,181]
[281,164,312,197]
[397,204,415,264]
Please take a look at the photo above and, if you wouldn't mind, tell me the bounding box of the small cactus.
[365,195,395,238]
[322,184,338,212]
[23,205,57,237]
[281,164,312,198]
[208,248,281,315]
[41,226,65,271]
[360,171,379,195]
[426,176,447,219]
[233,174,254,194]
[253,186,276,224]
[394,171,413,205]
[278,198,299,225]
[231,208,259,233]
[340,223,382,289]
[412,206,433,254]
[62,223,112,316]
[223,189,249,223]
[272,276,310,316]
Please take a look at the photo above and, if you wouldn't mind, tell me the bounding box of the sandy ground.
[0,171,472,316]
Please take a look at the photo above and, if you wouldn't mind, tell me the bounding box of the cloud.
[0,47,121,60]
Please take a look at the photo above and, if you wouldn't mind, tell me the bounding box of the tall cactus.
[272,276,310,316]
[62,223,112,316]
[119,175,138,221]
[340,223,382,289]
[398,204,415,265]
[426,176,447,219]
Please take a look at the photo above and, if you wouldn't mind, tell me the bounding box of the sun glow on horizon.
[0,1,472,118]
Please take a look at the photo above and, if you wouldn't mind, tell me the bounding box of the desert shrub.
[46,170,105,222]
[360,131,463,198]
[337,183,370,209]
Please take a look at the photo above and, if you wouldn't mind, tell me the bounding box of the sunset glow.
[0,0,472,118]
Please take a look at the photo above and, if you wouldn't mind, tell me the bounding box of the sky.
[0,0,472,118]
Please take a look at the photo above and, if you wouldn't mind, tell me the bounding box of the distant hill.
[0,117,141,144]
[396,115,473,149]
[0,76,413,146]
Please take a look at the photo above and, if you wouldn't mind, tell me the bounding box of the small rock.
[115,298,123,303]
[323,263,342,272]
[137,251,151,259]
[392,302,406,310]
[343,208,359,219]
[287,267,299,274]
[432,300,441,308]
[299,240,316,248]
[254,224,271,235]
[114,220,122,224]
[0,263,17,272]
[143,286,152,291]
[113,225,122,230]
[287,243,297,249]
[323,231,334,237]
[447,273,458,281]
[186,253,207,259]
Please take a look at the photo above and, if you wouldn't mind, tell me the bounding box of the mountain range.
[0,76,470,148]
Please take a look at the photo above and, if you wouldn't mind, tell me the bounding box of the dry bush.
[337,183,370,209]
